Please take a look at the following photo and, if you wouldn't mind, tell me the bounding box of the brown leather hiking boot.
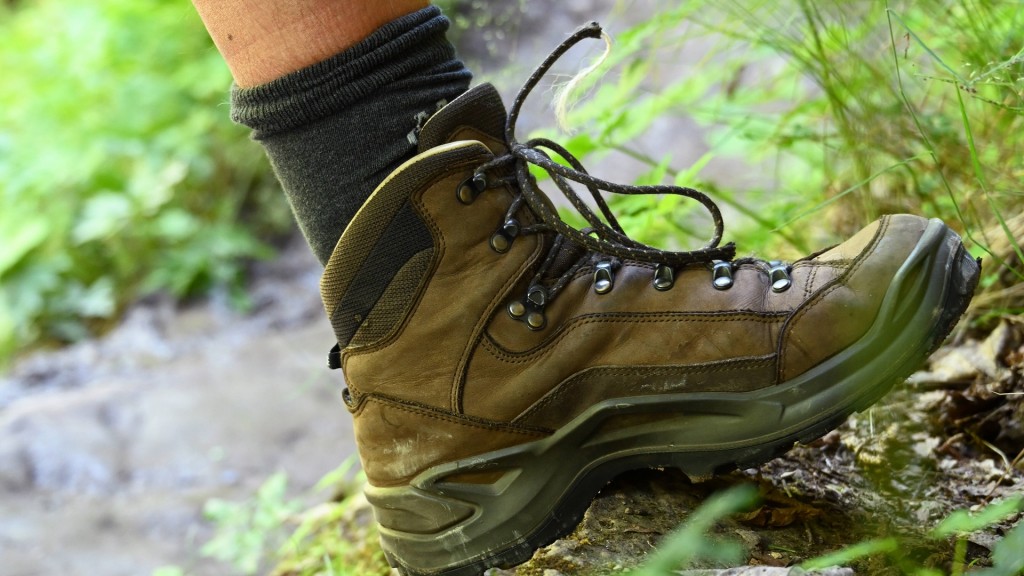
[320,24,980,576]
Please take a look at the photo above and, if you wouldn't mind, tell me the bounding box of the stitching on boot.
[775,215,891,382]
[482,312,787,364]
[358,394,551,436]
[341,164,484,357]
[513,355,777,425]
[453,199,548,415]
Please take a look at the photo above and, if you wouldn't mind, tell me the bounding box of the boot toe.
[779,214,966,382]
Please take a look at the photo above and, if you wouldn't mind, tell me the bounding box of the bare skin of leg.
[191,0,429,87]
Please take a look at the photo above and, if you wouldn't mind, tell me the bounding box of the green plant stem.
[611,144,808,252]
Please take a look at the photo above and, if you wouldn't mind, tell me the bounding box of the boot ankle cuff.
[230,6,471,138]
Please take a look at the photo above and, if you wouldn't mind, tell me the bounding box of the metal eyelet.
[712,260,734,290]
[527,285,549,330]
[489,218,520,253]
[507,300,526,318]
[653,264,674,291]
[525,286,547,330]
[341,387,355,408]
[525,310,546,330]
[768,261,792,293]
[456,172,488,204]
[508,285,548,331]
[593,260,614,294]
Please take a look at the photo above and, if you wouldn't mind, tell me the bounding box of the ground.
[0,240,353,576]
[2,234,1021,576]
[274,320,1024,576]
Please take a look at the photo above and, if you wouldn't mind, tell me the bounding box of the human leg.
[189,6,980,575]
[191,0,430,88]
[191,0,471,264]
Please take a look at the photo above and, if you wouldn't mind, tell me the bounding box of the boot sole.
[368,218,980,576]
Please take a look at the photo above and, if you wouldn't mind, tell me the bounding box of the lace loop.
[479,22,737,322]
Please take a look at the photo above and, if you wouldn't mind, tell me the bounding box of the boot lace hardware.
[507,284,549,331]
[490,218,521,253]
[488,23,736,329]
[457,167,518,205]
[456,173,487,204]
[711,260,734,290]
[653,264,675,291]
[341,387,355,408]
[593,260,615,294]
[768,261,792,293]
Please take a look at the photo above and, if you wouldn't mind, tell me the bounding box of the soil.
[492,322,1024,575]
[0,240,354,576]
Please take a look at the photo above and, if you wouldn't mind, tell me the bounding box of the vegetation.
[3,0,1021,573]
[188,1,1023,572]
[0,0,288,365]
[545,0,1022,327]
[189,470,1023,576]
[165,459,390,576]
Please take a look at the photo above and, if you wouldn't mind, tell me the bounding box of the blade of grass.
[954,85,1024,282]
[800,538,900,571]
[775,153,928,231]
[887,10,965,84]
[884,6,998,266]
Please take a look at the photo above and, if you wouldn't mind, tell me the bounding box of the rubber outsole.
[377,219,981,576]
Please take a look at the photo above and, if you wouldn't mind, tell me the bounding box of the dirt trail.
[0,241,353,576]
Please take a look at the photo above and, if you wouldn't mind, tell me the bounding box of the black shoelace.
[465,22,738,328]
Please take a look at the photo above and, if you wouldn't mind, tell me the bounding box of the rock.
[678,568,853,575]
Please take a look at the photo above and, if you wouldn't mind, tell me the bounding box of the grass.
[540,0,1022,324]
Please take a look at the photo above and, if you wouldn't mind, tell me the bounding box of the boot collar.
[417,83,508,153]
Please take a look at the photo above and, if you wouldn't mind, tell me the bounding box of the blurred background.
[1,0,1021,575]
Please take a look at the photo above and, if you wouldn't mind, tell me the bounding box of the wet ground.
[0,240,351,576]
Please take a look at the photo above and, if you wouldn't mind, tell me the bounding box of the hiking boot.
[320,23,979,576]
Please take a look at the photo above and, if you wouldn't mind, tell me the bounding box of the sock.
[231,6,472,265]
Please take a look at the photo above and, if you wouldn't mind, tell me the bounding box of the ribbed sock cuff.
[230,5,469,138]
[225,5,472,265]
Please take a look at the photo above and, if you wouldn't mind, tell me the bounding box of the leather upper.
[322,85,930,487]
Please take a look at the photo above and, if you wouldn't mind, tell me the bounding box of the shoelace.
[463,22,741,329]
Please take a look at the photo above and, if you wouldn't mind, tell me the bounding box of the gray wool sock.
[231,6,472,265]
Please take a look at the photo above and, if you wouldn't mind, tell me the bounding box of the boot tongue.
[419,83,590,281]
[417,83,508,153]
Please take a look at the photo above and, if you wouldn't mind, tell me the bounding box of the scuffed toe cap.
[778,214,932,381]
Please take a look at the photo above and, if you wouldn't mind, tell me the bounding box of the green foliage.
[932,497,1024,539]
[800,538,902,572]
[799,495,1024,575]
[273,459,390,576]
[546,0,1023,314]
[196,459,389,576]
[627,484,759,575]
[0,0,287,364]
[272,491,389,576]
[977,519,1024,576]
[202,472,304,574]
